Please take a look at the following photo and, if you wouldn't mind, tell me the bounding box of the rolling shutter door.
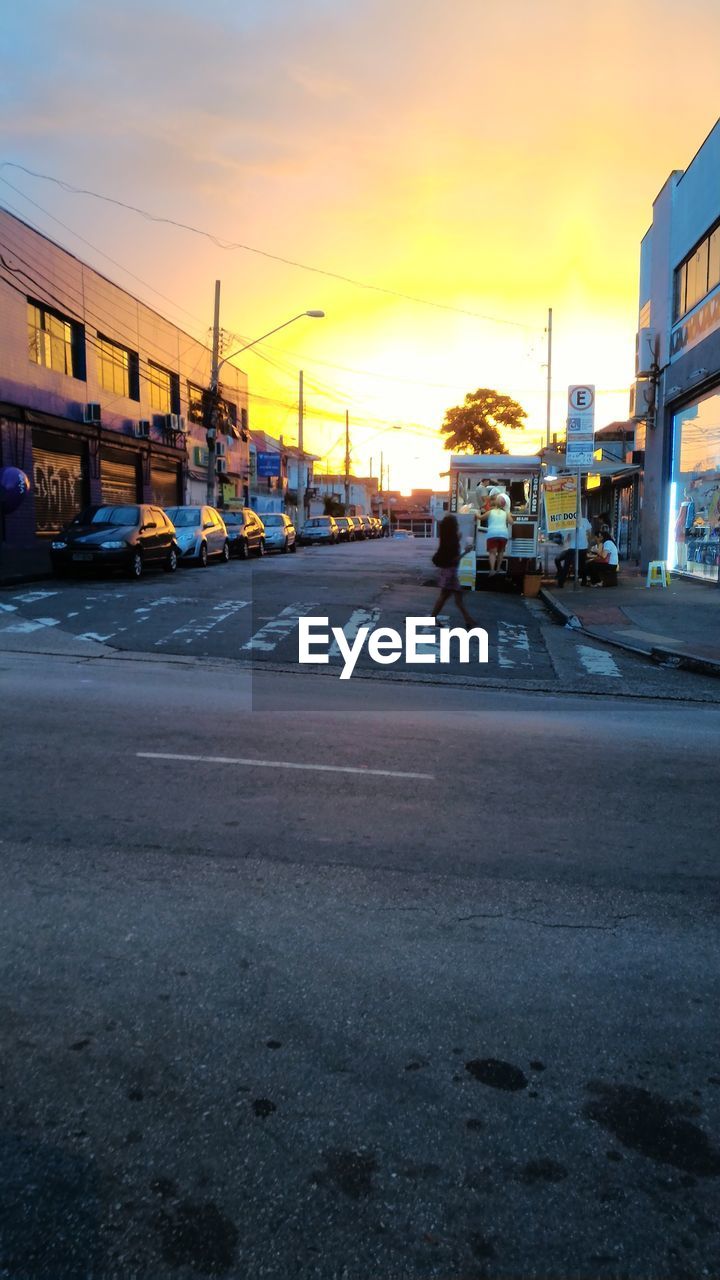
[150,462,181,506]
[100,449,138,505]
[32,430,86,535]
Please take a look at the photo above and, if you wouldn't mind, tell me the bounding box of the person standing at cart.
[431,515,476,627]
[485,494,513,576]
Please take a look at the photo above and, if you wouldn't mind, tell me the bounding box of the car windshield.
[74,506,139,526]
[263,515,284,527]
[165,508,200,527]
[222,513,243,525]
[306,519,328,527]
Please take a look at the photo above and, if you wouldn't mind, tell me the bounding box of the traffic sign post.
[567,385,595,590]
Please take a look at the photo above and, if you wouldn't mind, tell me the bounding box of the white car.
[163,505,230,566]
[261,512,297,553]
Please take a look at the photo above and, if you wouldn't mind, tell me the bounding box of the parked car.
[393,528,415,539]
[334,516,355,542]
[163,505,229,566]
[359,515,376,539]
[51,504,179,579]
[369,516,383,537]
[348,515,365,540]
[261,512,297,553]
[300,516,340,545]
[221,508,266,558]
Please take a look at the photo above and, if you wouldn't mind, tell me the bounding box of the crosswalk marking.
[11,590,58,604]
[328,608,380,658]
[242,602,316,652]
[155,600,250,646]
[0,616,60,634]
[576,645,622,678]
[497,621,531,668]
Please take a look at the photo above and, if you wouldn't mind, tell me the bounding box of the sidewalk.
[541,568,720,675]
[0,545,52,588]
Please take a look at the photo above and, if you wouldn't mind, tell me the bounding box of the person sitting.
[585,531,619,587]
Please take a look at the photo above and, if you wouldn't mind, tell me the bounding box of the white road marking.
[11,590,58,603]
[0,616,60,634]
[78,631,115,643]
[577,645,622,678]
[497,621,531,668]
[137,752,434,780]
[134,596,194,614]
[0,603,18,613]
[67,611,79,618]
[242,602,316,652]
[328,608,380,658]
[155,600,250,647]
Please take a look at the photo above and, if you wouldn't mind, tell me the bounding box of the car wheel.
[290,539,298,553]
[257,538,266,557]
[165,547,178,573]
[238,538,249,560]
[129,550,143,580]
[198,541,208,568]
[221,541,230,563]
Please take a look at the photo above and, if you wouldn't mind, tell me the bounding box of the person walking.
[431,515,476,626]
[485,494,513,576]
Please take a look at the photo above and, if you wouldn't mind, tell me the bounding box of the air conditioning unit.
[629,379,652,420]
[134,419,151,439]
[216,457,228,475]
[215,441,226,458]
[635,328,658,376]
[163,413,183,432]
[83,403,101,424]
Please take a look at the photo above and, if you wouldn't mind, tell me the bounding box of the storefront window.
[668,388,720,581]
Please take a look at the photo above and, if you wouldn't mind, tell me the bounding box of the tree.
[441,388,527,455]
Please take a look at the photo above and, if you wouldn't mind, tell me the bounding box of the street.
[1,543,719,1279]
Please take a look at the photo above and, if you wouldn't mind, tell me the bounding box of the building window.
[187,382,204,425]
[667,388,720,583]
[98,335,139,400]
[148,362,179,415]
[673,221,720,322]
[27,300,84,379]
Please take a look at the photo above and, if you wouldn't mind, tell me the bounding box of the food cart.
[448,454,544,589]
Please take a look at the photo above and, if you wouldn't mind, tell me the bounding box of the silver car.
[163,505,230,567]
[261,512,297,553]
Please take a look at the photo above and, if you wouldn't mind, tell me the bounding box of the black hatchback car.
[50,504,179,579]
[221,508,266,558]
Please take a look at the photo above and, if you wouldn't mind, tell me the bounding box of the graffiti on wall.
[33,456,84,532]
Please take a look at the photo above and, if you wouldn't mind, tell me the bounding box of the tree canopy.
[441,388,527,454]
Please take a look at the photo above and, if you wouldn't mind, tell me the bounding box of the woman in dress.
[431,515,477,626]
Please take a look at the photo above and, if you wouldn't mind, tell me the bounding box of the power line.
[0,162,541,332]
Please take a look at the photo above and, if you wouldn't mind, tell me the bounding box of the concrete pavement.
[541,568,720,675]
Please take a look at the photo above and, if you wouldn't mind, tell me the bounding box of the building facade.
[0,209,249,550]
[635,119,720,581]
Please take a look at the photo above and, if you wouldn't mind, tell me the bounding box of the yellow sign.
[543,475,578,531]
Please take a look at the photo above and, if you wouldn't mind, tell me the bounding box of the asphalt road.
[3,539,719,700]
[1,633,719,1279]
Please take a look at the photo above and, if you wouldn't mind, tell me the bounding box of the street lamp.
[206,308,325,504]
[216,311,325,376]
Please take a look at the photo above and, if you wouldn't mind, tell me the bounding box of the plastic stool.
[646,560,668,589]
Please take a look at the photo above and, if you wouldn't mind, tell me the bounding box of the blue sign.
[256,452,281,477]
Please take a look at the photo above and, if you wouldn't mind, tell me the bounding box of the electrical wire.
[0,162,542,332]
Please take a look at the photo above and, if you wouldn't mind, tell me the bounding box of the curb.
[539,587,720,678]
[0,571,54,590]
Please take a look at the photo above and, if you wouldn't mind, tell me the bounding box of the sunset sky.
[3,0,720,492]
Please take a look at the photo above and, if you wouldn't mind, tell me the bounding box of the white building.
[635,118,720,581]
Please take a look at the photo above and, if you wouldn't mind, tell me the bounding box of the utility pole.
[296,370,305,528]
[379,451,384,516]
[545,306,553,450]
[205,280,222,506]
[344,410,350,509]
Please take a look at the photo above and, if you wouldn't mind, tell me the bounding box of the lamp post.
[205,295,324,505]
